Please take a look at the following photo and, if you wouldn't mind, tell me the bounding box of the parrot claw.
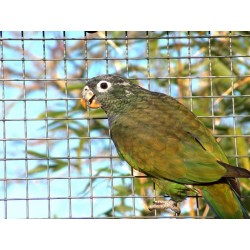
[148,199,181,216]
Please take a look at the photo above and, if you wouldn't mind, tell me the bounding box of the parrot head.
[81,74,139,112]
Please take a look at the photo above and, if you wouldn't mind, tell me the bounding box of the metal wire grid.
[0,31,250,219]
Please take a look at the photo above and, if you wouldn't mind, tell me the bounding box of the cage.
[0,31,250,219]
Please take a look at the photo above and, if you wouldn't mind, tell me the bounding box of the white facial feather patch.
[96,81,112,93]
[125,90,133,96]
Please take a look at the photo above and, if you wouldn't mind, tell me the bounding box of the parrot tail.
[200,181,249,219]
[217,161,250,178]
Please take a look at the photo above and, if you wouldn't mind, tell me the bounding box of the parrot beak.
[81,86,101,109]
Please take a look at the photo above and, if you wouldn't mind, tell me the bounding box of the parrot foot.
[148,200,181,216]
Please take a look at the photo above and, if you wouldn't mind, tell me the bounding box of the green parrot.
[81,74,250,218]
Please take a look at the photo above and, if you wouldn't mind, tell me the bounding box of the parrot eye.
[100,82,108,89]
[96,81,112,92]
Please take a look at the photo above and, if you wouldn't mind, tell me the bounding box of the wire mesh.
[0,31,250,219]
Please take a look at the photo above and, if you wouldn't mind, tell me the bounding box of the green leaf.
[27,150,48,158]
[28,165,48,175]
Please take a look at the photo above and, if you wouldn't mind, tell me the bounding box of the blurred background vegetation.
[1,31,250,218]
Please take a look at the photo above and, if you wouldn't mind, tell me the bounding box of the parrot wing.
[110,91,250,185]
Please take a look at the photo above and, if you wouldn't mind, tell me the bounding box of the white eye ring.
[96,81,112,92]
